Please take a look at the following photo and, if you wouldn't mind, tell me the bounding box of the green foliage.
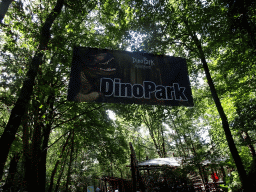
[0,0,255,191]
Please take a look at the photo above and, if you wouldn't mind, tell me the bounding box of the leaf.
[18,68,23,74]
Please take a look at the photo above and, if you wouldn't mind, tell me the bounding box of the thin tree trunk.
[21,109,31,191]
[170,118,187,158]
[111,162,113,177]
[39,127,50,191]
[0,0,64,180]
[54,149,70,192]
[189,135,207,189]
[23,94,50,191]
[220,165,226,184]
[0,0,13,23]
[65,129,75,192]
[160,124,167,157]
[183,134,191,156]
[243,131,256,157]
[143,115,162,157]
[237,106,256,158]
[177,135,187,157]
[131,154,136,192]
[39,94,55,192]
[2,152,21,191]
[241,6,256,50]
[243,130,256,187]
[183,18,250,191]
[48,132,71,192]
[28,100,42,191]
[174,138,182,157]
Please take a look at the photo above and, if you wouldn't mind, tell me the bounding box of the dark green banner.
[67,47,193,106]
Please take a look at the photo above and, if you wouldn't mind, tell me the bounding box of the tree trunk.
[160,124,167,158]
[0,0,64,180]
[48,132,71,192]
[0,0,13,23]
[131,154,137,192]
[243,131,256,188]
[143,115,162,157]
[28,102,42,191]
[55,149,70,192]
[65,129,75,192]
[38,122,51,191]
[170,117,187,158]
[243,131,256,157]
[183,18,250,191]
[21,109,31,191]
[220,165,226,184]
[39,95,55,192]
[237,105,256,158]
[2,152,21,191]
[189,136,207,188]
[239,4,256,50]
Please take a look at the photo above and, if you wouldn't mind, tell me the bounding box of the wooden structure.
[99,176,132,192]
[128,142,227,192]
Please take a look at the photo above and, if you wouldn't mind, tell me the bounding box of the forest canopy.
[0,0,255,191]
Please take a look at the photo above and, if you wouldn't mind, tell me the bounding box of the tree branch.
[41,130,70,153]
[51,104,105,130]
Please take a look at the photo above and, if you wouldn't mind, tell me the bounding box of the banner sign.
[67,47,193,106]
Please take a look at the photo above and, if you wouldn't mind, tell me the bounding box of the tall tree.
[129,0,255,190]
[0,0,13,23]
[0,0,64,180]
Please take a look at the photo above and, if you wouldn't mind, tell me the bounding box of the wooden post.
[105,179,107,192]
[129,142,145,192]
[129,142,136,192]
[146,156,150,176]
[130,150,137,192]
[121,179,124,192]
[220,165,226,185]
[202,165,209,192]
